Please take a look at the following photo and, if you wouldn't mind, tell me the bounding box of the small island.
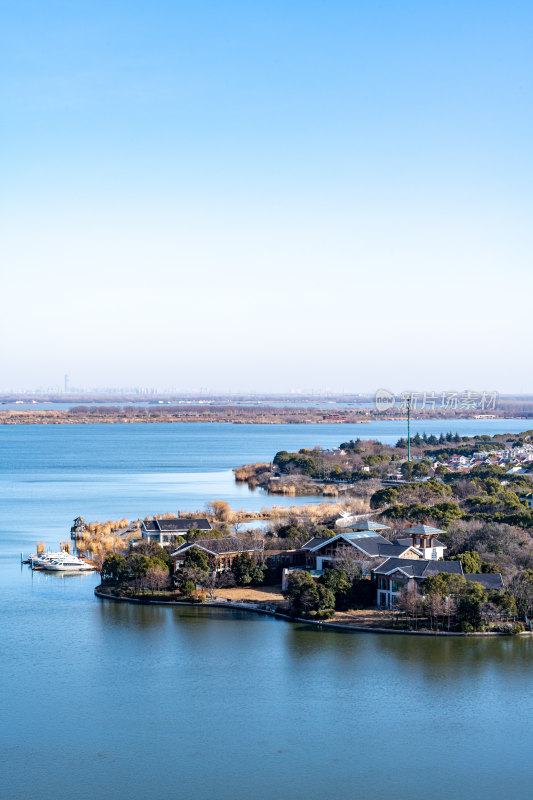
[83,425,533,636]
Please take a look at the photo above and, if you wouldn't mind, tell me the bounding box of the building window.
[390,579,407,593]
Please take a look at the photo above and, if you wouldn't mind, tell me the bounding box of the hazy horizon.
[2,1,532,392]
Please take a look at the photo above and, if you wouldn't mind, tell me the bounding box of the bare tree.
[334,545,375,580]
[395,586,423,629]
[144,566,169,594]
[200,570,236,600]
[424,593,446,631]
[510,571,533,618]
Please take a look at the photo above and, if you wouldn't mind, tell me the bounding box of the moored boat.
[43,555,95,572]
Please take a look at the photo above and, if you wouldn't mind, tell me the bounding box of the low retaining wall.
[94,587,531,636]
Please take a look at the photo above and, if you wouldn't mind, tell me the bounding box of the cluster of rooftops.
[299,520,503,590]
[134,516,503,603]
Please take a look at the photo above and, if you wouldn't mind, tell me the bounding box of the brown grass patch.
[215,585,285,604]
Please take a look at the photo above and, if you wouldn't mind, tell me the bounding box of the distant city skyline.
[2,1,532,392]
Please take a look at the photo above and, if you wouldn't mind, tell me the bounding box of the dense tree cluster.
[283,567,375,619]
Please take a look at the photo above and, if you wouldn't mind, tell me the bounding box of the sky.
[1,1,532,394]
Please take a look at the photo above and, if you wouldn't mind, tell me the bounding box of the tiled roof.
[309,532,392,557]
[399,524,445,536]
[301,537,330,550]
[465,573,504,590]
[171,538,264,556]
[373,558,463,578]
[142,518,212,533]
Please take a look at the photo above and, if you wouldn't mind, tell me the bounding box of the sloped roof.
[171,538,264,557]
[373,558,463,578]
[301,537,330,550]
[309,532,393,557]
[400,524,445,536]
[465,573,504,591]
[142,518,212,533]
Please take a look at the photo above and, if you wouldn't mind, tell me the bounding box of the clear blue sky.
[2,1,532,393]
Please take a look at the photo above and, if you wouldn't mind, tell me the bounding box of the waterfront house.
[141,517,212,546]
[373,559,504,608]
[373,558,463,608]
[302,528,421,572]
[171,537,264,572]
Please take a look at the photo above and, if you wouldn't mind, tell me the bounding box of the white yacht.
[43,555,95,572]
[29,551,70,568]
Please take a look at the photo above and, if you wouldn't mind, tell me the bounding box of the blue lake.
[1,420,533,800]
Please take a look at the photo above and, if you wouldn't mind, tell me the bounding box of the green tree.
[181,579,195,597]
[450,551,482,574]
[412,462,430,478]
[401,462,415,480]
[126,553,150,590]
[101,554,127,582]
[231,552,263,585]
[185,528,222,542]
[422,572,467,599]
[283,571,335,615]
[184,547,210,571]
[457,581,488,629]
[370,487,399,509]
[320,568,351,609]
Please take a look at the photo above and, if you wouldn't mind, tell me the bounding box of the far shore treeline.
[2,402,533,424]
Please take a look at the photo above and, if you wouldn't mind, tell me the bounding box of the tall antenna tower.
[407,396,411,462]
[64,374,69,393]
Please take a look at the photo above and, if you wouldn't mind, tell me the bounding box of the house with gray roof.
[289,519,505,609]
[171,537,264,572]
[373,558,460,608]
[301,529,421,573]
[372,558,504,608]
[141,517,212,546]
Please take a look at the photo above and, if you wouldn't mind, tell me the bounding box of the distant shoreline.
[0,408,530,425]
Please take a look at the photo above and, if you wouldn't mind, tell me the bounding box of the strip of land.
[1,405,530,424]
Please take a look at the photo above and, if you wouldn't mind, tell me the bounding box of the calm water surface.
[1,421,533,799]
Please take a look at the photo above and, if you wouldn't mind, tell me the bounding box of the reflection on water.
[3,422,533,800]
[3,565,533,800]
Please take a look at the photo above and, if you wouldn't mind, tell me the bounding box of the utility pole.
[407,396,411,462]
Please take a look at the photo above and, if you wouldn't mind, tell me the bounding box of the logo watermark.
[375,389,499,411]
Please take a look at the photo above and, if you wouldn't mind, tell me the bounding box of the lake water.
[2,420,533,800]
